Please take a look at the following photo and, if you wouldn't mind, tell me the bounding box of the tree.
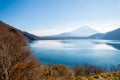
[0,33,40,80]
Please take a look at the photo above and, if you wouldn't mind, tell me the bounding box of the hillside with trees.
[0,21,120,80]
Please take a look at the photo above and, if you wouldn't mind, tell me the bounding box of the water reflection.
[92,40,120,50]
[93,44,117,50]
[31,40,74,50]
[30,39,120,66]
[107,43,120,50]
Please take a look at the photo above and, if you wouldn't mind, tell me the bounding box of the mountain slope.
[55,26,99,37]
[23,31,40,41]
[0,20,40,41]
[0,20,28,43]
[88,33,104,39]
[102,28,120,40]
[89,27,120,40]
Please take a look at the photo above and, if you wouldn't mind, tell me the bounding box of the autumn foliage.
[0,21,120,80]
[0,21,41,80]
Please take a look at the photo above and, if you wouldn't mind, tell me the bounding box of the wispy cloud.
[28,22,120,36]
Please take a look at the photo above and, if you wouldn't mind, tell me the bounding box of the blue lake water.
[30,39,120,66]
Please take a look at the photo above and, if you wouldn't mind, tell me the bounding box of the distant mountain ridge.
[102,28,120,40]
[89,27,120,40]
[23,31,40,41]
[88,33,104,39]
[54,26,99,37]
[40,26,120,40]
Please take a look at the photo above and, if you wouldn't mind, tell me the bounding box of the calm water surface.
[30,39,120,66]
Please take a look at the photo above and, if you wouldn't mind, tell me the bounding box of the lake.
[29,39,120,66]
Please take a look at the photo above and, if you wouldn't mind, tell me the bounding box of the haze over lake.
[30,39,120,66]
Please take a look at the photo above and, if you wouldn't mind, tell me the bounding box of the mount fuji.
[55,26,99,37]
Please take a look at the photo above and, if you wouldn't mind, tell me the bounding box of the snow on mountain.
[56,26,99,37]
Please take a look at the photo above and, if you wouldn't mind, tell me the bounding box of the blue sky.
[0,0,120,36]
